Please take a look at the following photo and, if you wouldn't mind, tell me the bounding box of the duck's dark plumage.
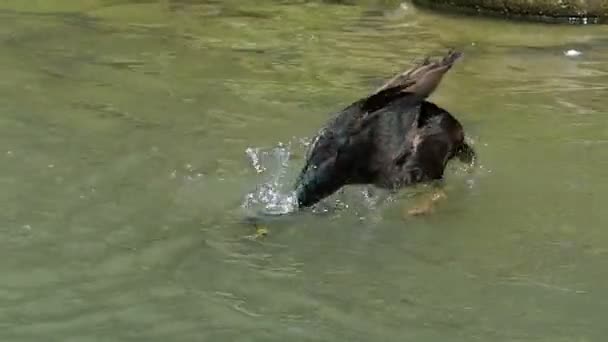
[294,50,474,208]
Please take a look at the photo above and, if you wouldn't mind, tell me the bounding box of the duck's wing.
[374,50,463,100]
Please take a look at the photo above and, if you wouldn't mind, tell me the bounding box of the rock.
[412,0,608,24]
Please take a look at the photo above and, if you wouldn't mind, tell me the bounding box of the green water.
[1,1,608,341]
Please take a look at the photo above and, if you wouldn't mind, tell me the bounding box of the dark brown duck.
[294,50,475,209]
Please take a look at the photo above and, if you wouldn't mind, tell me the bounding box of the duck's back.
[294,92,421,207]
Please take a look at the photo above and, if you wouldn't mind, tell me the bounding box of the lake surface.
[1,1,608,341]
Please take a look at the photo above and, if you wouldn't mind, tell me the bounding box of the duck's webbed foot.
[405,186,447,217]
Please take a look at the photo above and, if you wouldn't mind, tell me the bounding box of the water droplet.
[22,224,32,230]
[245,147,266,173]
[48,164,54,168]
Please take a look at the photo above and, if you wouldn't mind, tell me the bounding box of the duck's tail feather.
[374,49,463,99]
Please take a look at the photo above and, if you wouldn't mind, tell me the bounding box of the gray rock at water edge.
[412,0,608,24]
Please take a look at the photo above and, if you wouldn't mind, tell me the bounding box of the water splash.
[242,142,298,215]
[242,137,485,218]
[242,139,396,220]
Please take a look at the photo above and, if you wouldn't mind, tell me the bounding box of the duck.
[293,50,475,214]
